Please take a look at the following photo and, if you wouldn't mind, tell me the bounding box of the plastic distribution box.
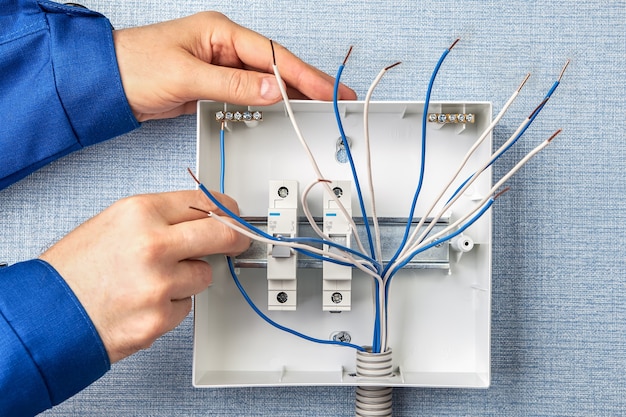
[193,100,492,388]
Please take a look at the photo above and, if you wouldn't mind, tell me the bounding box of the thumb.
[189,61,284,105]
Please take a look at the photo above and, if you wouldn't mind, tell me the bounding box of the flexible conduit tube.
[355,349,393,417]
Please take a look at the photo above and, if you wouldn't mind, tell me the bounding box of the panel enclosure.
[193,100,492,388]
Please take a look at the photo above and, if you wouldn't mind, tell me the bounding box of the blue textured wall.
[1,0,624,415]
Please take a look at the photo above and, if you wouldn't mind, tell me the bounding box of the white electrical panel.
[193,100,492,388]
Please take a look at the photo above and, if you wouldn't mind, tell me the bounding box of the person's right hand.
[40,190,250,363]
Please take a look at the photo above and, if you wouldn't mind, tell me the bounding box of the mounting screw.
[332,331,351,343]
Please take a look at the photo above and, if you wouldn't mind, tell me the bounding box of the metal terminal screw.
[331,292,343,304]
[332,331,351,343]
[457,113,466,122]
[437,114,447,123]
[215,111,225,121]
[252,111,263,120]
[242,111,253,121]
[428,113,437,122]
[466,113,474,123]
[277,186,289,198]
[332,187,343,198]
[276,291,288,304]
[225,112,234,121]
[234,111,243,121]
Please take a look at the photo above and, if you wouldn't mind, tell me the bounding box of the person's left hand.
[113,12,357,121]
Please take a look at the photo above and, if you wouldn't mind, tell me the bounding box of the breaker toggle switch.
[267,180,299,311]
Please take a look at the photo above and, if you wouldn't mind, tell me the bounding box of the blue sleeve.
[0,260,111,416]
[0,0,140,191]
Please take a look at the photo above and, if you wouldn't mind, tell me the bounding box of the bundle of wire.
[191,39,567,355]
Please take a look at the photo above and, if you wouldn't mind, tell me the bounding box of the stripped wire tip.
[517,73,531,92]
[448,37,461,51]
[269,39,277,65]
[187,167,200,184]
[342,46,354,66]
[547,128,563,143]
[384,61,402,71]
[558,59,570,82]
[189,206,211,215]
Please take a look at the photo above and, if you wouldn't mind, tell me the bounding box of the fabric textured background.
[1,0,624,415]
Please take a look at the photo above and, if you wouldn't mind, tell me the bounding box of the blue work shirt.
[1,0,139,415]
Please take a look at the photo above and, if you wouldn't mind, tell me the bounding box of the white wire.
[300,178,379,271]
[363,66,402,352]
[363,67,390,264]
[388,132,557,276]
[381,132,558,350]
[395,111,534,264]
[272,62,368,256]
[300,179,329,240]
[396,74,530,261]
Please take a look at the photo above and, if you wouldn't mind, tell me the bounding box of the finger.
[167,216,251,260]
[183,59,285,105]
[168,259,213,300]
[148,190,240,225]
[236,37,357,101]
[204,14,357,101]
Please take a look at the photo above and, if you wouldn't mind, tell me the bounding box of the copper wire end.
[528,97,549,119]
[448,38,461,51]
[342,46,354,66]
[546,128,562,143]
[318,178,332,183]
[517,73,531,92]
[187,167,200,184]
[270,39,277,65]
[384,61,402,71]
[189,206,211,215]
[493,187,511,200]
[558,59,570,82]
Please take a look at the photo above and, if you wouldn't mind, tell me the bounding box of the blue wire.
[383,46,453,278]
[217,126,364,352]
[386,198,494,285]
[444,80,561,206]
[333,64,376,261]
[379,199,495,342]
[226,257,366,352]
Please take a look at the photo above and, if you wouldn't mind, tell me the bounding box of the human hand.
[113,12,358,121]
[39,190,250,363]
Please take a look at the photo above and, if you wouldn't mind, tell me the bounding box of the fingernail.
[260,77,281,101]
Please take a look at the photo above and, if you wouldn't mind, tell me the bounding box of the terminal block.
[322,180,352,312]
[267,180,299,311]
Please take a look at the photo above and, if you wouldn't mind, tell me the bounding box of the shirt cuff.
[0,259,110,409]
